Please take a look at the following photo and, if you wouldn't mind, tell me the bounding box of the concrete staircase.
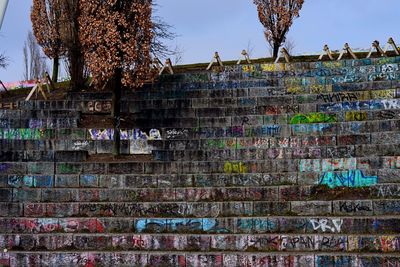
[0,57,400,266]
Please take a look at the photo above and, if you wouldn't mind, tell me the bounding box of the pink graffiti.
[12,218,105,233]
[12,219,60,233]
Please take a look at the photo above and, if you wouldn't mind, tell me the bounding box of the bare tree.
[0,52,7,69]
[172,45,184,65]
[151,11,177,60]
[253,0,304,58]
[246,40,255,58]
[284,37,296,55]
[23,31,48,80]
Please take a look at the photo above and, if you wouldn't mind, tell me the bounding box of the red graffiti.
[132,236,145,248]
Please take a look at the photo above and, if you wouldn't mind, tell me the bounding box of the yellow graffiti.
[356,91,370,101]
[224,161,247,174]
[285,78,303,87]
[242,65,256,73]
[345,111,368,122]
[310,84,332,94]
[371,89,395,99]
[287,86,306,94]
[260,63,286,72]
[322,61,342,69]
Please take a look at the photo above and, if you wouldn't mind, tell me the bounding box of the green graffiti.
[0,128,51,140]
[290,112,337,124]
[58,163,80,174]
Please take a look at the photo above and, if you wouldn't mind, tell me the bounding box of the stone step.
[1,233,400,253]
[151,144,399,162]
[2,187,400,215]
[0,118,79,129]
[4,252,400,267]
[17,100,112,114]
[1,158,399,177]
[6,185,400,203]
[129,79,394,101]
[125,109,400,130]
[0,110,80,120]
[1,216,400,235]
[0,140,130,155]
[142,63,400,90]
[2,174,399,196]
[141,68,400,92]
[123,88,400,110]
[0,196,399,218]
[127,99,400,120]
[0,132,394,153]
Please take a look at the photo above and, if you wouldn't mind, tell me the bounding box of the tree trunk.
[69,48,85,91]
[273,43,280,59]
[112,67,122,156]
[52,56,59,83]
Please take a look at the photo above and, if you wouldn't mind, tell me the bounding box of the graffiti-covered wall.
[1,56,400,266]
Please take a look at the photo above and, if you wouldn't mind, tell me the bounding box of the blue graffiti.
[316,256,352,267]
[8,175,53,188]
[291,123,335,135]
[80,175,97,187]
[318,170,378,188]
[319,99,400,112]
[135,218,221,233]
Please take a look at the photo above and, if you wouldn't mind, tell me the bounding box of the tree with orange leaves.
[32,0,87,89]
[31,0,65,82]
[80,0,153,155]
[253,0,304,59]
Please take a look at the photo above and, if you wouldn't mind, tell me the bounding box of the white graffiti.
[166,129,189,139]
[382,99,400,110]
[127,129,162,155]
[377,185,400,198]
[72,141,89,150]
[88,129,113,140]
[120,129,162,141]
[381,63,399,73]
[130,139,153,155]
[309,218,343,233]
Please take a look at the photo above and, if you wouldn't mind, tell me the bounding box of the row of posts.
[156,37,400,75]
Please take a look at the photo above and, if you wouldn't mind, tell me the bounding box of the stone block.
[291,201,332,216]
[55,175,79,188]
[41,189,78,202]
[56,163,82,174]
[373,200,400,215]
[55,151,87,162]
[79,174,99,188]
[253,202,290,216]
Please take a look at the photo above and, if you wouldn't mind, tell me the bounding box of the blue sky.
[0,0,399,82]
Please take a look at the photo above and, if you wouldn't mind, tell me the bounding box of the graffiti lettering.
[290,112,336,124]
[317,92,359,103]
[345,111,367,121]
[339,202,372,213]
[87,101,112,113]
[319,170,378,188]
[224,161,247,174]
[309,218,343,233]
